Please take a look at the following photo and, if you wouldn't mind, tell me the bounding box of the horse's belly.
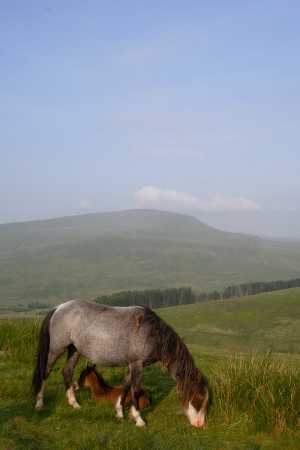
[74,334,147,367]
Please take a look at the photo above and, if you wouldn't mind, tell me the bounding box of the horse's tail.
[32,308,56,397]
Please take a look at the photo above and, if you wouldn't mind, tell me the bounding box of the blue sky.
[1,1,300,238]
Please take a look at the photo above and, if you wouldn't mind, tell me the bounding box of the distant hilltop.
[1,209,300,305]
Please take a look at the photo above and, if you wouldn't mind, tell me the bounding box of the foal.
[73,365,151,409]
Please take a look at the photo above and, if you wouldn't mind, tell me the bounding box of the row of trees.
[28,301,52,309]
[222,278,300,299]
[95,287,193,309]
[95,277,300,309]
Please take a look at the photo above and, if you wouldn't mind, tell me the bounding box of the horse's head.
[73,365,95,390]
[184,370,209,428]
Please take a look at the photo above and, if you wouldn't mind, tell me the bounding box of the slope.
[158,287,300,355]
[1,209,300,305]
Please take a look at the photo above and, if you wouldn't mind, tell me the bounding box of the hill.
[158,287,300,356]
[1,209,300,305]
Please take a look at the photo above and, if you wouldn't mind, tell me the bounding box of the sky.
[1,1,300,238]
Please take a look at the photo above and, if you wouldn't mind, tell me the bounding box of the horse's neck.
[167,353,197,403]
[168,360,184,382]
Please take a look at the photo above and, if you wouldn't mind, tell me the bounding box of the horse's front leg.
[115,371,131,419]
[62,345,81,408]
[129,362,145,427]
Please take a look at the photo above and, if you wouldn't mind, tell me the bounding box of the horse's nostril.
[191,417,204,428]
[72,382,79,390]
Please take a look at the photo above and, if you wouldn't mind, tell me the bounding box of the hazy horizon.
[1,207,299,241]
[1,1,300,238]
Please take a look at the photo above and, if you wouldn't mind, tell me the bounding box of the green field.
[1,209,300,306]
[0,289,299,449]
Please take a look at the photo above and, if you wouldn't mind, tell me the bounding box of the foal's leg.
[62,344,81,408]
[129,362,145,427]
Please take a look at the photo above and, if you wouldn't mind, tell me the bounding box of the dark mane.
[140,306,198,408]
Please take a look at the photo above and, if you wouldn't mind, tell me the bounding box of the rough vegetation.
[0,290,299,449]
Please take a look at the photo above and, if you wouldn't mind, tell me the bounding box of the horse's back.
[52,299,143,326]
[49,300,155,366]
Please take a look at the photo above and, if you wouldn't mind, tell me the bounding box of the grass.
[210,353,299,432]
[1,292,299,449]
[158,288,300,355]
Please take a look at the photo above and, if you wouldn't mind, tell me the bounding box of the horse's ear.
[197,369,203,382]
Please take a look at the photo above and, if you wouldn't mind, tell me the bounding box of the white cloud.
[80,199,92,209]
[136,186,200,205]
[135,186,261,212]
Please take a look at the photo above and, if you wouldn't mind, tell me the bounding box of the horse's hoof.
[116,410,124,419]
[133,416,146,427]
[73,403,81,409]
[35,405,43,411]
[135,420,146,427]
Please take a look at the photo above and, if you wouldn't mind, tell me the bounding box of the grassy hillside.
[0,289,299,449]
[1,209,300,306]
[158,287,300,356]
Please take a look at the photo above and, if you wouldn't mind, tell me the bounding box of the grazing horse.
[73,365,151,409]
[32,300,209,427]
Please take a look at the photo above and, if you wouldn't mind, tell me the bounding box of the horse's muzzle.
[72,381,79,390]
[191,416,205,427]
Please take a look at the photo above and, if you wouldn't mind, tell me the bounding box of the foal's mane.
[139,307,198,408]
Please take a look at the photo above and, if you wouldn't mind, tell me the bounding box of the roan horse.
[32,300,209,427]
[73,364,152,409]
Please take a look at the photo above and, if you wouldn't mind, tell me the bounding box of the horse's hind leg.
[62,344,81,408]
[35,348,66,409]
[35,380,46,409]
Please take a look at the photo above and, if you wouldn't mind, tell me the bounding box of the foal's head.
[73,365,98,390]
[183,370,209,428]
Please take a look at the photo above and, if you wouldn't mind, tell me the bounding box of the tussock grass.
[0,318,40,361]
[1,314,299,448]
[210,352,299,434]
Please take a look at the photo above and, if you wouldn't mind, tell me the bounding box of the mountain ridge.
[1,209,300,305]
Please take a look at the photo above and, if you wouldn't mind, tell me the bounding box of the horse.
[73,364,152,409]
[32,299,209,427]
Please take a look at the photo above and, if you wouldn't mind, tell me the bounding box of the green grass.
[1,209,300,306]
[1,291,299,449]
[158,288,300,356]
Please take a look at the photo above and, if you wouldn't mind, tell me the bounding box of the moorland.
[0,289,299,449]
[0,209,299,448]
[1,209,300,311]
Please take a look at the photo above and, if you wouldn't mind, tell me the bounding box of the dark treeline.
[8,278,298,313]
[222,278,300,299]
[95,287,193,309]
[94,277,300,309]
[28,301,52,309]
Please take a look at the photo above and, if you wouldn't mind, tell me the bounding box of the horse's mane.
[139,306,198,408]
